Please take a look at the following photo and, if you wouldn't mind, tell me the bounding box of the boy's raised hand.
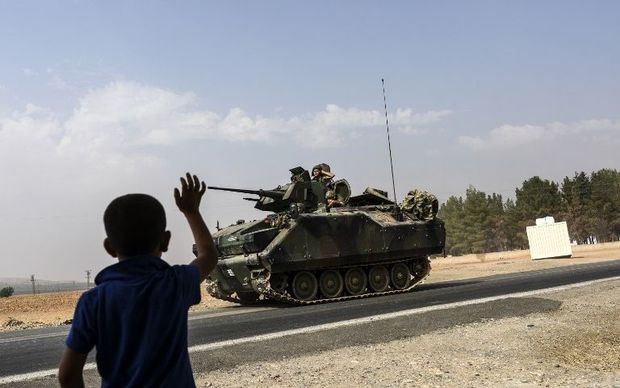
[174,173,206,214]
[174,172,217,281]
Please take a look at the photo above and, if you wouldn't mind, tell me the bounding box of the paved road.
[1,259,619,385]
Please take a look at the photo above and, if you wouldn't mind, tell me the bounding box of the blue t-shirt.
[66,255,201,388]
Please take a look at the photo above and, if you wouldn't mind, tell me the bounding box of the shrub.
[0,287,14,298]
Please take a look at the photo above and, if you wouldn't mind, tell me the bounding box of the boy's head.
[103,194,170,259]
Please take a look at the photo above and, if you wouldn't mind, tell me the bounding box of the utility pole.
[30,274,36,295]
[85,270,91,289]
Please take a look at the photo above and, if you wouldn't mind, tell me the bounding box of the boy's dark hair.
[103,194,166,256]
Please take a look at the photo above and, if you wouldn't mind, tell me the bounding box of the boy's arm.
[174,173,218,282]
[58,347,87,388]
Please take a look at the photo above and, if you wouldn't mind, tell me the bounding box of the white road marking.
[1,275,618,385]
[0,332,67,345]
[187,275,620,352]
[0,363,97,385]
[188,306,276,321]
[0,307,268,345]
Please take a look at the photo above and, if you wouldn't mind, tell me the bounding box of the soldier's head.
[312,165,322,177]
[103,194,171,260]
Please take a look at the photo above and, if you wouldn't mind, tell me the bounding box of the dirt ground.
[2,242,619,331]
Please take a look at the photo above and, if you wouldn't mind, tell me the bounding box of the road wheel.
[411,258,431,280]
[368,265,390,292]
[344,267,367,296]
[390,263,411,290]
[291,271,318,301]
[269,273,288,293]
[319,270,344,298]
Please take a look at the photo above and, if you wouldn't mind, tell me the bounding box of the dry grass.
[0,287,232,331]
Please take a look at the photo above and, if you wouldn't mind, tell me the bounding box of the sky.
[0,1,618,281]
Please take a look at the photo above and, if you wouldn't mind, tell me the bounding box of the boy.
[58,173,218,387]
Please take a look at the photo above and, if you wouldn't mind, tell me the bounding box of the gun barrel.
[207,186,284,199]
[208,186,260,195]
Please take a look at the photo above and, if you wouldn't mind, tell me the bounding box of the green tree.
[438,169,619,255]
[514,176,562,246]
[589,169,620,242]
[0,287,14,298]
[462,186,489,254]
[440,189,521,254]
[560,172,592,244]
[486,193,507,252]
[438,195,466,255]
[503,198,523,250]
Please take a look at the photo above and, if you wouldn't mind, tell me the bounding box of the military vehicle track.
[205,258,431,306]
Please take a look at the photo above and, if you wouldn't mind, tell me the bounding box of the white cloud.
[22,68,38,76]
[58,82,302,153]
[294,105,453,148]
[459,119,620,150]
[49,75,71,91]
[392,109,452,134]
[0,79,452,208]
[0,81,453,205]
[20,81,449,153]
[0,104,61,141]
[0,81,453,202]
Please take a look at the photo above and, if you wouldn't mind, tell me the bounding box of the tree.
[0,287,14,298]
[589,169,620,242]
[438,195,466,255]
[437,168,618,255]
[461,186,489,254]
[561,172,592,244]
[514,176,562,246]
[486,193,507,252]
[503,198,522,250]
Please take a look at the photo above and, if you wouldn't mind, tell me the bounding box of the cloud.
[392,109,452,134]
[0,81,453,190]
[295,106,453,148]
[459,119,620,150]
[0,80,452,212]
[49,75,71,91]
[22,68,39,76]
[0,104,61,142]
[35,81,449,152]
[57,82,303,153]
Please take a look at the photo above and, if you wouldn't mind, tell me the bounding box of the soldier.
[311,164,344,209]
[311,164,335,185]
[325,190,344,208]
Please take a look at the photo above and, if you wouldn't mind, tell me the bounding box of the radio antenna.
[381,78,398,204]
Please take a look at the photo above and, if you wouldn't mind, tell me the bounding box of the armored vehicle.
[203,166,445,305]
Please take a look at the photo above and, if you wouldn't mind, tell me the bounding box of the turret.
[207,167,327,213]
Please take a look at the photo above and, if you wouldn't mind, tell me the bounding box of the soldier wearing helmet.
[311,164,343,208]
[311,164,335,185]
